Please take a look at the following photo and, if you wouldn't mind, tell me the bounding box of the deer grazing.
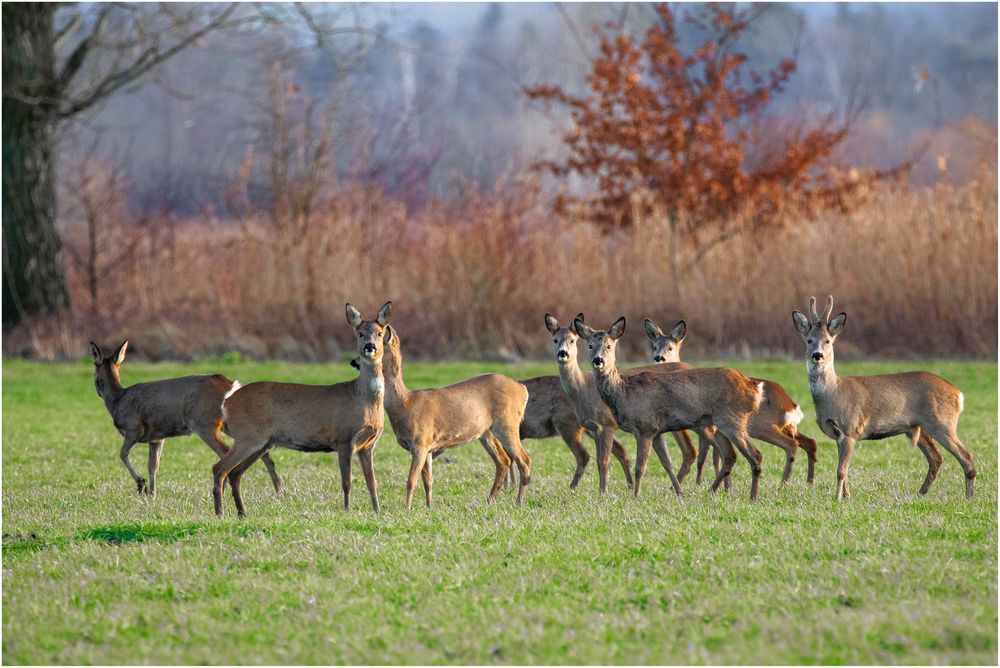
[576,317,767,500]
[793,296,975,500]
[545,313,709,494]
[89,340,283,497]
[213,302,390,518]
[645,318,818,485]
[380,321,531,508]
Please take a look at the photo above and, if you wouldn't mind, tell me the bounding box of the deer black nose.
[812,352,824,361]
[654,356,666,363]
[592,357,604,368]
[363,343,376,354]
[556,350,569,361]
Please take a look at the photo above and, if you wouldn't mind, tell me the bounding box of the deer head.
[792,295,847,371]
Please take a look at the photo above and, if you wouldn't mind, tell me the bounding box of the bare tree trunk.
[2,4,68,325]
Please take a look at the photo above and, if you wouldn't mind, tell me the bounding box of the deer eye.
[806,338,813,344]
[825,339,831,344]
[553,338,557,343]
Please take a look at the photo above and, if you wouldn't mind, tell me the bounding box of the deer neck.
[592,363,625,411]
[380,344,411,417]
[808,360,839,397]
[356,356,385,405]
[99,368,125,415]
[556,359,588,400]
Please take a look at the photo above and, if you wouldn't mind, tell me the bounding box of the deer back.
[113,374,233,441]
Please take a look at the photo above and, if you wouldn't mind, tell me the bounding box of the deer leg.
[213,441,260,518]
[633,433,654,497]
[420,451,433,508]
[228,448,268,519]
[494,427,532,505]
[146,440,164,497]
[559,424,589,489]
[119,436,146,493]
[203,423,283,494]
[926,426,976,499]
[694,426,714,485]
[834,436,855,501]
[706,432,738,493]
[669,430,696,483]
[651,434,683,496]
[758,425,799,485]
[915,432,943,495]
[357,447,380,513]
[592,428,613,494]
[405,446,430,510]
[795,432,818,484]
[480,434,511,502]
[719,425,762,501]
[609,435,635,490]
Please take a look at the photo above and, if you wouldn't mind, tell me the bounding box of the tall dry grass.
[8,166,996,362]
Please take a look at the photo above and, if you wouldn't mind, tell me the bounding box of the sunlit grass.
[2,358,996,664]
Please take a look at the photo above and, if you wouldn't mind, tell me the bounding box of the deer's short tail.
[784,404,804,429]
[221,380,242,419]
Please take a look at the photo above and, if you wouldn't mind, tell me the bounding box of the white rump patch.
[958,392,964,413]
[221,380,241,417]
[785,404,804,427]
[755,381,765,408]
[369,377,385,395]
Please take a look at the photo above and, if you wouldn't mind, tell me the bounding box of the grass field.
[2,357,997,665]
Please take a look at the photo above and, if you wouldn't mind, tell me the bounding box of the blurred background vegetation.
[3,2,996,361]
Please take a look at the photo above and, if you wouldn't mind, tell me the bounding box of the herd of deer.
[88,296,976,518]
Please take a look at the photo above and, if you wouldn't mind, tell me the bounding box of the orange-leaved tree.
[526,4,887,276]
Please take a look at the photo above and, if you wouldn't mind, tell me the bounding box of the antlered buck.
[213,302,391,518]
[379,321,532,508]
[645,318,818,485]
[793,296,976,500]
[576,317,767,500]
[89,340,283,497]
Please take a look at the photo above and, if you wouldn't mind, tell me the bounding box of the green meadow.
[2,358,996,664]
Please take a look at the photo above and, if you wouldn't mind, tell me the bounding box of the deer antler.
[822,295,834,324]
[808,296,820,325]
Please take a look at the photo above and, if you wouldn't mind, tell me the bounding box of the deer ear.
[89,342,103,365]
[346,303,362,328]
[376,301,392,327]
[643,319,663,341]
[828,312,847,336]
[609,317,626,341]
[112,340,128,366]
[574,318,594,340]
[544,313,559,335]
[792,311,811,337]
[670,320,687,343]
[349,356,360,370]
[384,325,394,343]
[575,313,585,323]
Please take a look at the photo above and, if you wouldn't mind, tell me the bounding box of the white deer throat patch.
[369,377,385,395]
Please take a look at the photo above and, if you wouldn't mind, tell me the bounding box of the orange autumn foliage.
[525,4,890,234]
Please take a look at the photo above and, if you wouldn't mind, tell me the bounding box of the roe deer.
[352,357,633,491]
[213,302,391,518]
[645,318,818,485]
[792,295,975,500]
[89,340,282,497]
[545,313,707,494]
[520,375,635,490]
[576,317,767,500]
[380,323,531,508]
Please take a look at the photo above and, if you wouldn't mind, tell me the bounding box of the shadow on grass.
[2,532,47,555]
[80,522,203,545]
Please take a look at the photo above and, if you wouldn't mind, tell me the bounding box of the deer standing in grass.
[520,375,635,490]
[645,318,818,485]
[545,313,707,494]
[380,321,531,508]
[793,296,975,500]
[352,355,632,491]
[576,317,767,500]
[89,340,283,497]
[213,302,390,518]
